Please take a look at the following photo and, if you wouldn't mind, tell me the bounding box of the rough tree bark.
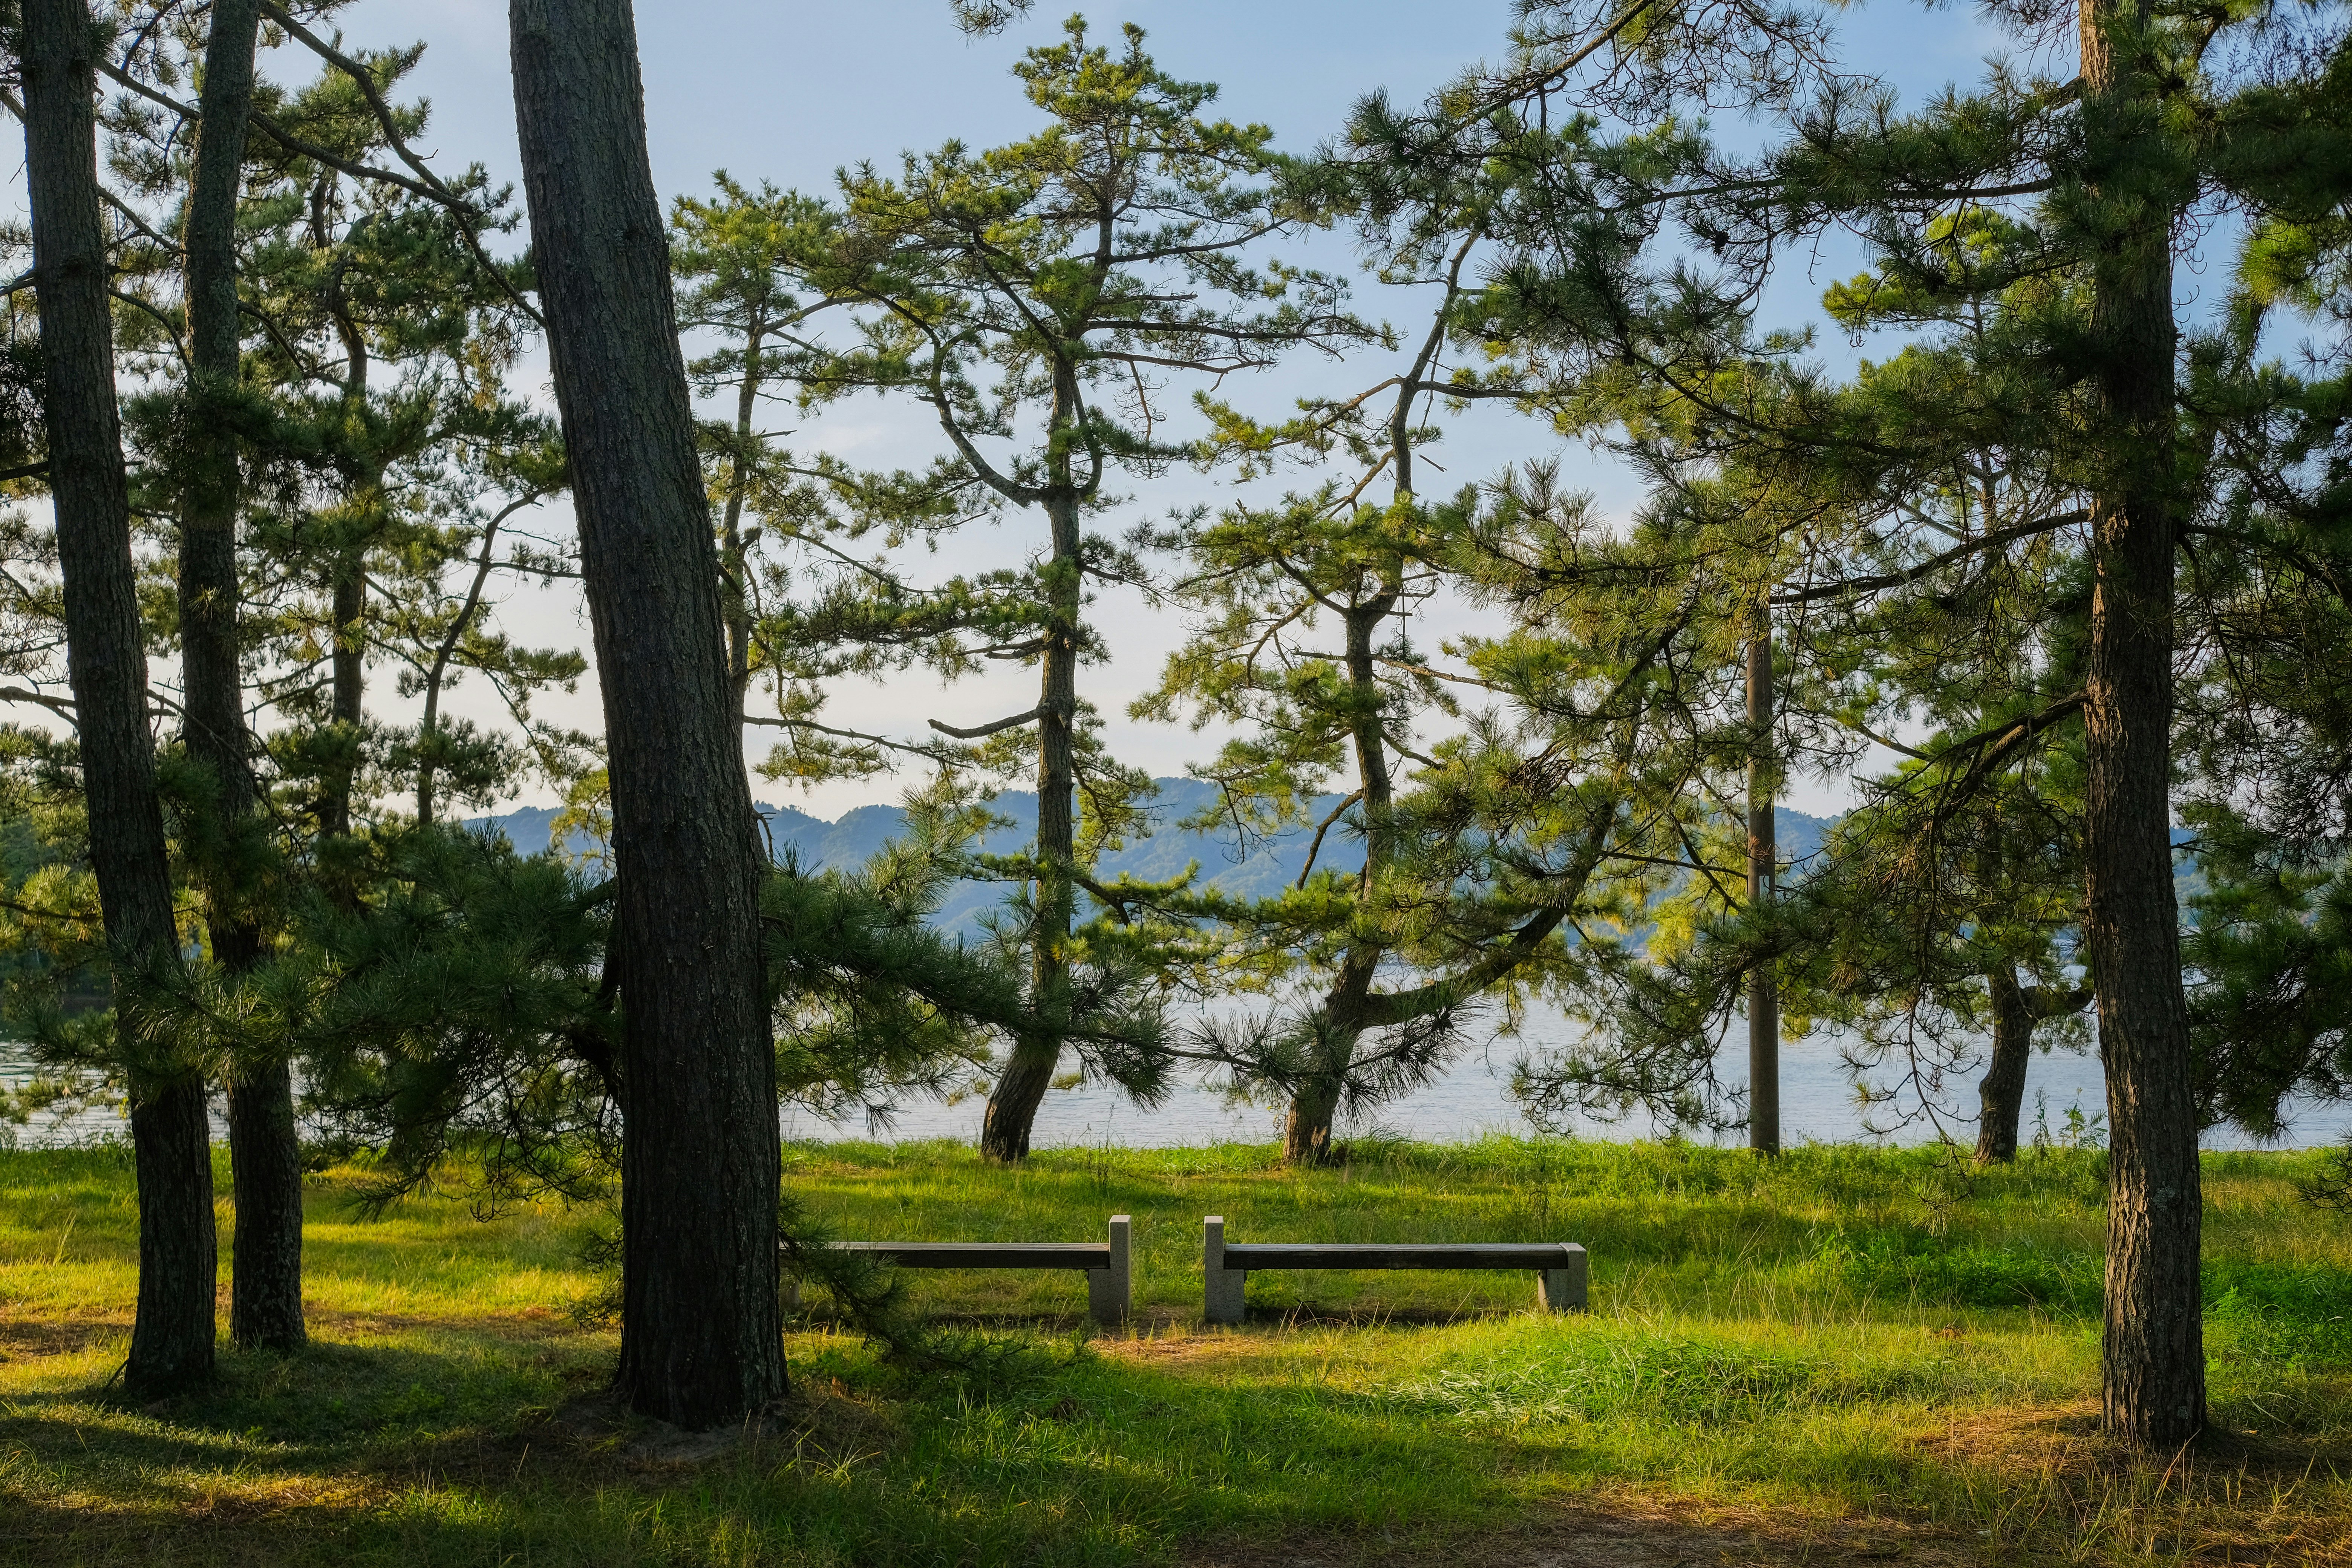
[182,0,305,1353]
[2079,0,2205,1445]
[22,0,216,1393]
[1747,611,1779,1157]
[510,0,786,1428]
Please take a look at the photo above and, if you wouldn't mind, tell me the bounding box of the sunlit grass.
[1,1137,2347,1564]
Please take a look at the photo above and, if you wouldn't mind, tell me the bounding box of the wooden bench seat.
[789,1216,1131,1325]
[1203,1216,1586,1323]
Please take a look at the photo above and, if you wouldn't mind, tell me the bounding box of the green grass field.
[2,1136,2347,1565]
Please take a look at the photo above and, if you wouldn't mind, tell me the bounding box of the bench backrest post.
[1538,1242,1589,1312]
[1203,1215,1245,1324]
[1087,1214,1131,1327]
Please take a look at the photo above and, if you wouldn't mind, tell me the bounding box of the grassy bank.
[2,1137,2348,1564]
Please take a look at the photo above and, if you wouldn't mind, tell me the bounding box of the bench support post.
[1539,1243,1588,1312]
[1087,1214,1131,1326]
[1203,1215,1245,1324]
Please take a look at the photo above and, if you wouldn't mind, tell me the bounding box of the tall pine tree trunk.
[981,492,1081,1162]
[2079,0,2204,1446]
[1747,612,1779,1156]
[510,0,784,1428]
[182,0,305,1353]
[22,0,216,1394]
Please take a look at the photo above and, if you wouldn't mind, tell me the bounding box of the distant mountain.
[467,786,1840,942]
[468,779,1364,940]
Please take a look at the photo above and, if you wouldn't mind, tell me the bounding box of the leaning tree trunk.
[2079,0,2204,1446]
[511,0,785,1428]
[22,0,215,1393]
[980,490,1081,1162]
[1975,969,2037,1165]
[183,0,305,1353]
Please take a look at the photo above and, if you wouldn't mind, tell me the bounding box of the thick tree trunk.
[510,0,784,1429]
[183,0,305,1353]
[128,1081,218,1390]
[981,490,1081,1162]
[225,1060,304,1348]
[2079,0,2204,1446]
[1282,1071,1343,1165]
[1747,615,1779,1156]
[22,0,216,1393]
[1976,969,2035,1165]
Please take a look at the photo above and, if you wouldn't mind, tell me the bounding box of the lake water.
[12,1021,2349,1153]
[784,1016,2352,1153]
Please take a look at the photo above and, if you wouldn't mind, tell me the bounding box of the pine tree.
[1435,0,2350,1440]
[17,0,214,1395]
[1736,215,2100,1165]
[669,174,836,727]
[2168,51,2352,1141]
[179,0,304,1354]
[76,8,577,1351]
[510,0,785,1429]
[751,17,1367,1159]
[1138,152,1678,1161]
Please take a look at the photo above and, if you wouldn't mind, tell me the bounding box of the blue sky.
[310,0,2043,817]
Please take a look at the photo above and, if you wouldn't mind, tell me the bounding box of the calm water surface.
[11,1020,2348,1152]
[785,1017,2352,1153]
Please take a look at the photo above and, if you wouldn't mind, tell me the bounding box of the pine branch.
[928,707,1042,740]
[1773,511,2089,605]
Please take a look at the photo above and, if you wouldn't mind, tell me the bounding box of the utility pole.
[1747,603,1780,1156]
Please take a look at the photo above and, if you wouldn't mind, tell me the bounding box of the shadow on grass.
[6,1321,2350,1568]
[0,1331,609,1464]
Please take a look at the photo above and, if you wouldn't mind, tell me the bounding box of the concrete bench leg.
[1087,1214,1131,1327]
[1538,1243,1588,1312]
[1203,1215,1246,1324]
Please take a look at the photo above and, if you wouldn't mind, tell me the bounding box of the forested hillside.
[468,787,1837,940]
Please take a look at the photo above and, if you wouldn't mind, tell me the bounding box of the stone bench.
[787,1214,1132,1325]
[1202,1216,1586,1323]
